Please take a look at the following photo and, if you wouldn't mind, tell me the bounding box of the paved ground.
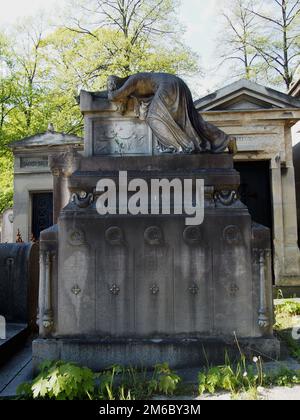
[154,386,300,400]
[0,341,32,398]
[196,385,300,400]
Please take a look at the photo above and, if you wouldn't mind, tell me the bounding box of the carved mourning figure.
[107,73,237,154]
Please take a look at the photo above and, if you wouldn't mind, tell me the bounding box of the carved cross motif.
[150,284,160,295]
[227,283,239,297]
[71,285,81,296]
[110,284,120,296]
[189,284,199,295]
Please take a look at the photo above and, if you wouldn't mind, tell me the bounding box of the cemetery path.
[194,386,300,400]
[0,340,32,398]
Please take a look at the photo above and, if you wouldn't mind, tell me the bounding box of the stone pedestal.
[33,153,280,371]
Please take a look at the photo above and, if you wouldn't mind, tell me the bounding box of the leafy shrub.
[17,361,95,400]
[151,363,181,396]
[17,361,181,400]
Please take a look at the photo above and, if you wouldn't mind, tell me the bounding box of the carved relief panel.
[92,119,153,156]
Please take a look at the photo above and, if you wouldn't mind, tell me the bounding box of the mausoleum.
[196,79,300,287]
[9,127,83,242]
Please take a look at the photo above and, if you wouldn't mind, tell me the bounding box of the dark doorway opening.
[32,192,53,240]
[234,160,272,230]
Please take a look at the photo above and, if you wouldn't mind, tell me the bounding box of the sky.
[0,0,223,95]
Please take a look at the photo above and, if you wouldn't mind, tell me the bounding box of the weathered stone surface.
[33,151,279,368]
[32,337,280,373]
[93,118,152,156]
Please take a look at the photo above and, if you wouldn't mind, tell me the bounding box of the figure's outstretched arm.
[108,77,137,102]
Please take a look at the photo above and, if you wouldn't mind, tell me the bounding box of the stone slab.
[32,337,280,374]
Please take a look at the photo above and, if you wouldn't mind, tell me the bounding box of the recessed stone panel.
[92,119,152,156]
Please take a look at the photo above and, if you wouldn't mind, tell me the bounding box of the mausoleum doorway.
[31,192,53,240]
[234,161,272,230]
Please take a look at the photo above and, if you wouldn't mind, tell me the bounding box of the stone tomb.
[33,89,279,370]
[0,242,39,327]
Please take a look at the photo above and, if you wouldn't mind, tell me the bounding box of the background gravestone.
[1,209,13,243]
[0,242,39,327]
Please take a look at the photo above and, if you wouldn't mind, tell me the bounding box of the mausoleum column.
[270,157,285,284]
[51,170,70,224]
[49,147,81,223]
[281,162,300,281]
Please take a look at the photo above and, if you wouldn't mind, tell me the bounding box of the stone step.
[0,323,29,367]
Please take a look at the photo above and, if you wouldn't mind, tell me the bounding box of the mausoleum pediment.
[9,130,83,151]
[195,79,300,112]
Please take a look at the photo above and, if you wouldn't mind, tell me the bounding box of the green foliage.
[265,367,300,388]
[96,363,180,400]
[277,329,300,361]
[17,361,180,400]
[274,299,300,362]
[275,301,300,317]
[151,363,181,396]
[0,154,13,213]
[0,1,199,213]
[198,354,300,398]
[198,354,263,396]
[17,361,95,400]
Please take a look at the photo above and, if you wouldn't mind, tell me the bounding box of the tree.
[0,35,14,130]
[11,17,50,132]
[68,0,180,41]
[217,0,261,81]
[0,21,54,214]
[0,34,15,213]
[247,0,300,90]
[0,2,200,214]
[65,0,198,77]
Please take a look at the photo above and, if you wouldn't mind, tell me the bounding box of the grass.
[197,356,300,400]
[274,298,300,362]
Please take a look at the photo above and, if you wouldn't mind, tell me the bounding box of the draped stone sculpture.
[107,73,237,154]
